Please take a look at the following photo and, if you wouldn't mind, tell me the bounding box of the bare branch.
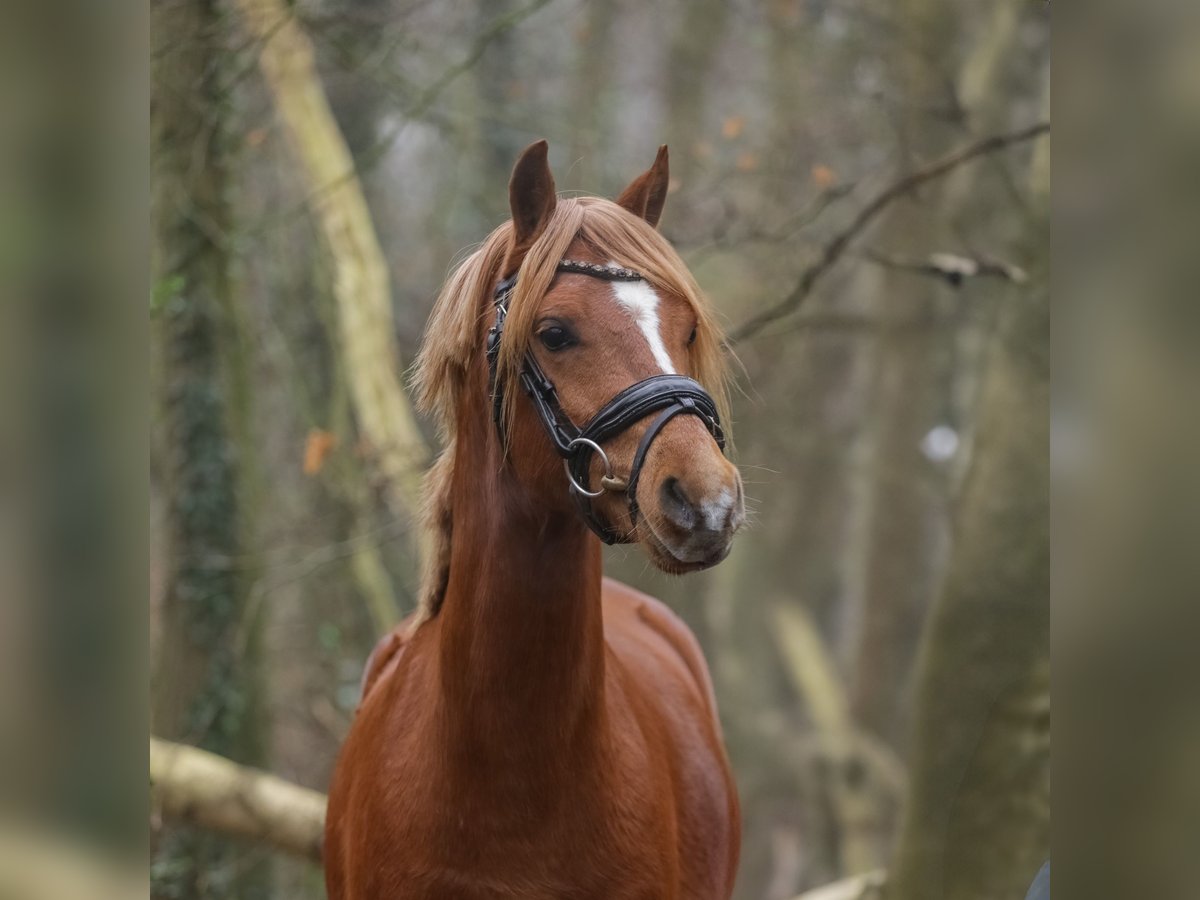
[678,181,856,255]
[772,605,906,874]
[352,0,557,174]
[729,121,1049,342]
[413,0,554,118]
[150,737,327,862]
[233,0,430,540]
[792,870,887,900]
[244,0,557,263]
[860,248,1027,287]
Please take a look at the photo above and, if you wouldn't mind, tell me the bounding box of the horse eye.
[538,326,576,352]
[687,326,698,347]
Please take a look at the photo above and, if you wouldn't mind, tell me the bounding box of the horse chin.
[638,519,733,575]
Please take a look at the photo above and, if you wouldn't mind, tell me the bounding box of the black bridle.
[486,259,726,544]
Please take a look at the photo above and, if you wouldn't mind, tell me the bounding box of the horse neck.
[434,406,608,763]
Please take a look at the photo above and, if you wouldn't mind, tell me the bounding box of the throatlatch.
[486,260,726,544]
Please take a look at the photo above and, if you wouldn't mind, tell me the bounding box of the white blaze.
[609,279,676,374]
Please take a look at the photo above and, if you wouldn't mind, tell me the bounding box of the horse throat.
[434,414,608,764]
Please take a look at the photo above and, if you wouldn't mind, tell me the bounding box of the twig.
[729,121,1049,342]
[679,181,856,264]
[248,0,556,231]
[355,0,557,173]
[860,248,1027,287]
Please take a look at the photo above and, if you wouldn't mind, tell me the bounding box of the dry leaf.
[811,163,838,189]
[735,151,759,172]
[721,116,746,139]
[303,429,337,475]
[245,128,268,148]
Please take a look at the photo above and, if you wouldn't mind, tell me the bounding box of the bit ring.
[564,437,613,498]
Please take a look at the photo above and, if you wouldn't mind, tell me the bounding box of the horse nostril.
[659,476,697,530]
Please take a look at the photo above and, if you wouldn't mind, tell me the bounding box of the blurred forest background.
[149,0,1049,897]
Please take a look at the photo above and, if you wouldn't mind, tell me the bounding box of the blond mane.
[410,196,731,622]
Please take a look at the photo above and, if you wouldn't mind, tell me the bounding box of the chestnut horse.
[325,141,745,899]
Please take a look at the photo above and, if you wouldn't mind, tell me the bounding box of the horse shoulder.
[600,576,721,729]
[601,577,739,897]
[330,617,437,895]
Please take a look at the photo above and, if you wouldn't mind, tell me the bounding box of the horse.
[324,140,746,899]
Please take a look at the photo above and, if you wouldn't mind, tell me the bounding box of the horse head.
[497,140,745,572]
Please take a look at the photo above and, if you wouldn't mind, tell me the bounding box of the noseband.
[486,259,726,544]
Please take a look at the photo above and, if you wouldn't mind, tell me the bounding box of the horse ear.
[615,145,669,228]
[507,139,557,271]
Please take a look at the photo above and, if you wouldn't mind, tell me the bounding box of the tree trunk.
[848,0,962,750]
[151,0,265,894]
[886,278,1049,900]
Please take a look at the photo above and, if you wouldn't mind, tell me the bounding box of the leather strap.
[566,375,722,501]
[487,261,726,543]
[624,400,698,529]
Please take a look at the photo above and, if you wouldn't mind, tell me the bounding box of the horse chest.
[331,707,682,899]
[327,591,737,899]
[338,779,676,900]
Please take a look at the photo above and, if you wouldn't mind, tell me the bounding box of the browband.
[486,260,726,544]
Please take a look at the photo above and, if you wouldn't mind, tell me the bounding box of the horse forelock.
[495,197,732,437]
